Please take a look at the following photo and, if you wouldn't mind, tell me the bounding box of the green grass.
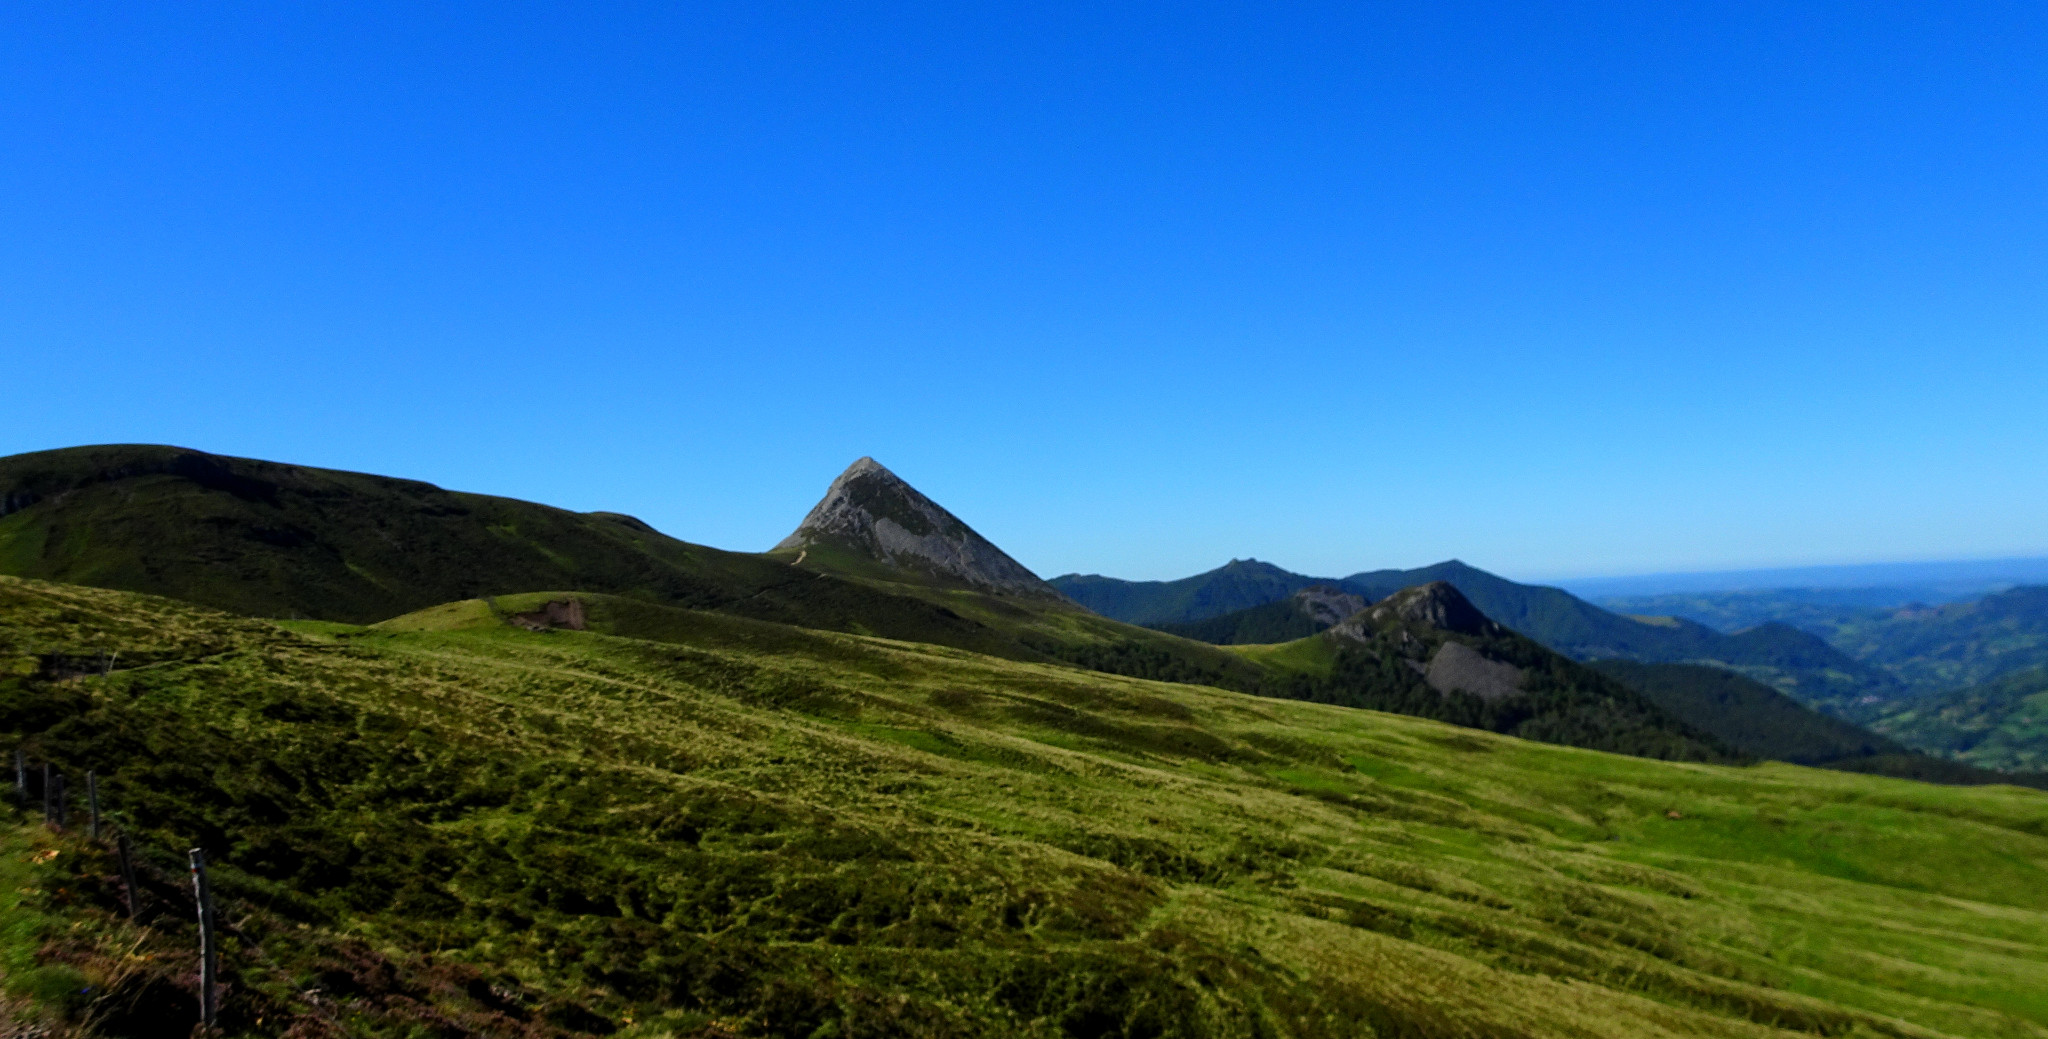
[2,574,2046,1037]
[0,823,93,1023]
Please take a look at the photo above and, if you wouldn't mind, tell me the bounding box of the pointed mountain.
[1337,581,1504,640]
[775,458,1061,598]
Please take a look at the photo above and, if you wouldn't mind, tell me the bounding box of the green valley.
[1869,666,2048,773]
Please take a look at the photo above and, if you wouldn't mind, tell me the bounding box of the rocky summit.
[775,457,1062,598]
[1362,580,1503,637]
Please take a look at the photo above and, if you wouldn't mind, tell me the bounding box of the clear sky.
[5,2,2045,582]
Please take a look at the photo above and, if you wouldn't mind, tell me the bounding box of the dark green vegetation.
[1585,661,2048,789]
[1150,597,1330,645]
[1590,661,1903,764]
[1059,560,1897,713]
[4,576,2047,1037]
[0,445,1008,638]
[1868,665,2048,773]
[1048,559,1315,627]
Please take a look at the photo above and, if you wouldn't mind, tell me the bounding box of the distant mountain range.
[1815,586,2048,692]
[1055,556,2048,777]
[1590,583,2048,775]
[4,443,2039,786]
[1593,587,2048,690]
[1559,555,2048,600]
[1052,558,1898,715]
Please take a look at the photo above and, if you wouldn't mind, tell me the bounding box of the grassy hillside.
[0,445,1291,694]
[3,575,2046,1037]
[0,446,1736,766]
[1869,665,2048,773]
[0,445,1018,641]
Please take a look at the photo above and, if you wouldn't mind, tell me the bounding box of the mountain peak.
[1328,581,1504,646]
[840,456,887,478]
[775,458,1060,598]
[1370,581,1501,637]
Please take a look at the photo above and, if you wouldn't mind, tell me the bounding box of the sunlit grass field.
[2,577,2044,1037]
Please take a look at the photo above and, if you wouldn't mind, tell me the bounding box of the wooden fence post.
[87,771,100,840]
[49,772,65,828]
[11,751,22,808]
[116,833,140,921]
[41,763,51,822]
[189,848,218,1029]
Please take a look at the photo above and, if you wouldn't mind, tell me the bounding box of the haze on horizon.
[5,2,2044,583]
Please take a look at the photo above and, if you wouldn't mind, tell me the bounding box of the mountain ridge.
[4,442,2009,777]
[1056,557,1897,713]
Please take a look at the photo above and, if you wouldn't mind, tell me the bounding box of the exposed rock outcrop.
[1424,641,1524,701]
[1323,581,1526,698]
[1292,585,1369,627]
[509,598,587,631]
[775,458,1061,598]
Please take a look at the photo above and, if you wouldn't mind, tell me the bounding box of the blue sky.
[4,2,2044,582]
